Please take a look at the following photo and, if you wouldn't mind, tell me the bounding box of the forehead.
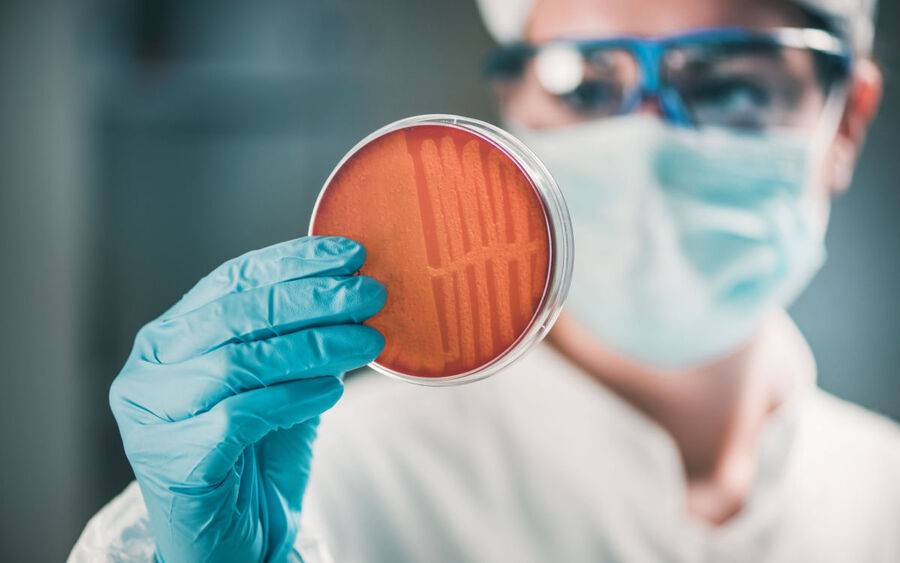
[526,0,809,42]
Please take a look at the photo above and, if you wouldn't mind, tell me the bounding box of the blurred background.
[1,0,897,559]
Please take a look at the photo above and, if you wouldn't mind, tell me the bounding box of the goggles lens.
[533,44,639,117]
[487,29,851,131]
[663,40,847,129]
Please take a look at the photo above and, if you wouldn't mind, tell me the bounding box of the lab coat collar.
[548,309,817,536]
[679,310,816,537]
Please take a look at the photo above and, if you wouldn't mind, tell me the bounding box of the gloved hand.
[109,236,386,563]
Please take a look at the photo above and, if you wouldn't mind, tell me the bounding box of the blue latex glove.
[109,236,386,563]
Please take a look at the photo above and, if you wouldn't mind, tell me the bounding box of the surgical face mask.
[513,114,828,369]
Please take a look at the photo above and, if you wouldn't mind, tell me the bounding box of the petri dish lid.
[310,114,573,386]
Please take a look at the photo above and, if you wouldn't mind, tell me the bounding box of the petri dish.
[309,114,573,386]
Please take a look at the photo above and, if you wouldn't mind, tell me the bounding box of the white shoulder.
[67,481,155,563]
[807,390,900,453]
[800,390,900,493]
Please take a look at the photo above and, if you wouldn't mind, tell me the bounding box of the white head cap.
[474,0,877,54]
[794,0,877,54]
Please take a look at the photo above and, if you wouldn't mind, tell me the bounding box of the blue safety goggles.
[485,27,852,130]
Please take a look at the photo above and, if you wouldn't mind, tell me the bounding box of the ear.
[828,58,883,195]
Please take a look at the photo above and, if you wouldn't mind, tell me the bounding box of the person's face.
[493,0,882,218]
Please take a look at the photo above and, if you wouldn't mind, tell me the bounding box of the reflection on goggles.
[487,27,852,130]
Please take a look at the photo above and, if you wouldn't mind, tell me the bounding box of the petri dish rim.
[309,114,574,386]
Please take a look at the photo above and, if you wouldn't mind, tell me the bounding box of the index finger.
[163,236,366,319]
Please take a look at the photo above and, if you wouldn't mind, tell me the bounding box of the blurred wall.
[0,1,88,560]
[0,0,898,560]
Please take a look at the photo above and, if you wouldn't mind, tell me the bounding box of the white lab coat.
[70,315,900,562]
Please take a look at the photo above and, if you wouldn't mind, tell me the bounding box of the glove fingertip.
[355,275,388,315]
[360,325,386,359]
[310,375,345,408]
[316,235,365,258]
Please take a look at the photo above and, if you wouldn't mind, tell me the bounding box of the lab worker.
[71,0,900,561]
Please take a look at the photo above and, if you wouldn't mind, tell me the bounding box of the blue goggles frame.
[485,27,853,127]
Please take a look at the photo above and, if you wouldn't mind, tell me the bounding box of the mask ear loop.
[800,80,853,240]
[811,81,852,157]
